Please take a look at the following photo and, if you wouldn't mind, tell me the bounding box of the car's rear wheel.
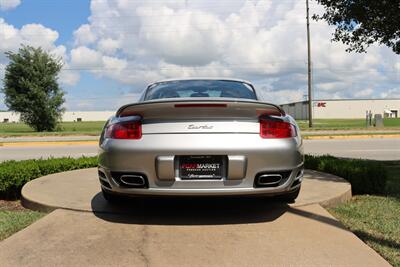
[278,186,301,203]
[102,188,123,203]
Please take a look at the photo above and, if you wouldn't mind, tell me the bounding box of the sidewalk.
[0,204,390,267]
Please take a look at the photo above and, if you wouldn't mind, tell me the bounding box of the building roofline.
[280,100,307,106]
[280,98,400,105]
[313,98,400,101]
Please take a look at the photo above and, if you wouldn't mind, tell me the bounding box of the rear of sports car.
[98,80,304,202]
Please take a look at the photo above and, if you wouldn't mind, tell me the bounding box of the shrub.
[305,155,387,195]
[0,157,98,199]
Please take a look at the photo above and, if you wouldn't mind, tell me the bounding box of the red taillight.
[260,119,296,138]
[106,121,142,139]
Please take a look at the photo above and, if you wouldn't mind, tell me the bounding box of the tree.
[2,46,65,131]
[313,0,400,54]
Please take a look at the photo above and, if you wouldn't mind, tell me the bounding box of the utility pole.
[306,0,313,127]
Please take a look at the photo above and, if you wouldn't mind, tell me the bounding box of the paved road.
[304,138,400,160]
[0,136,98,143]
[0,138,399,161]
[0,145,98,161]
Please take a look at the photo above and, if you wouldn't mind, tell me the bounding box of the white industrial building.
[281,99,400,120]
[0,111,115,123]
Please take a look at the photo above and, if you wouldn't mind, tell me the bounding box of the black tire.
[102,188,123,203]
[278,186,301,203]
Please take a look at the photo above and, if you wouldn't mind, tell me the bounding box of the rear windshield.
[144,80,257,101]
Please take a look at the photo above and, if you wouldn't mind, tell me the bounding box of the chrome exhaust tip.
[257,174,283,186]
[296,168,304,179]
[120,174,146,187]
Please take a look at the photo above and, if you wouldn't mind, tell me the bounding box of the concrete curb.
[21,194,73,213]
[318,187,352,208]
[21,189,351,213]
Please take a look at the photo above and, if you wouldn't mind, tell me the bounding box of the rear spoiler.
[116,99,285,121]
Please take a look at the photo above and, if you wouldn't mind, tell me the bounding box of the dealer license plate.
[179,155,225,180]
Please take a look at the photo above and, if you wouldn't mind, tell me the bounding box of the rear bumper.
[98,133,304,196]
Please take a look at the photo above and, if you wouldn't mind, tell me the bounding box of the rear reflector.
[106,121,142,139]
[260,119,296,138]
[174,103,227,108]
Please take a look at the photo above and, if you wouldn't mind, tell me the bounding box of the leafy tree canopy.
[2,46,65,131]
[313,0,400,54]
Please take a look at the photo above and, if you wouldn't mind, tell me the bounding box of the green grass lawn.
[0,121,105,137]
[330,196,400,266]
[298,118,400,131]
[0,210,44,240]
[384,161,400,195]
[0,200,45,241]
[329,161,400,266]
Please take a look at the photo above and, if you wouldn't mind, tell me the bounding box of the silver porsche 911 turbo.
[98,78,304,202]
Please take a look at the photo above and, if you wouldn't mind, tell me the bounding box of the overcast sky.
[0,0,399,111]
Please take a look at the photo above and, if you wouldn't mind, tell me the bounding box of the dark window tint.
[145,80,257,100]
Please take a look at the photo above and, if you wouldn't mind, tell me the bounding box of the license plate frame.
[178,155,227,180]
